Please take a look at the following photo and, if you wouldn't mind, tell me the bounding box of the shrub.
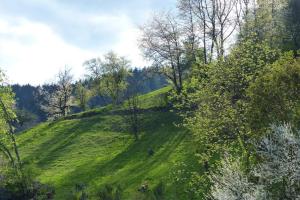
[209,156,265,200]
[3,171,55,200]
[210,124,300,199]
[255,124,300,199]
[178,37,280,160]
[247,53,300,133]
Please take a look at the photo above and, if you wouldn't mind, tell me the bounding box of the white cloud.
[0,17,94,85]
[111,16,148,67]
[0,15,147,85]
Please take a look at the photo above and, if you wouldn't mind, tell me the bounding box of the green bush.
[180,37,280,158]
[246,52,300,133]
[1,166,55,200]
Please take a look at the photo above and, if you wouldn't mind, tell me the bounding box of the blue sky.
[0,0,176,85]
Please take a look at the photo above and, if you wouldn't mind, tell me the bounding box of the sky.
[0,0,176,85]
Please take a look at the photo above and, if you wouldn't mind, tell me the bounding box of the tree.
[0,71,21,172]
[42,68,73,118]
[246,53,300,132]
[127,93,140,141]
[12,84,47,122]
[15,109,38,129]
[125,75,142,141]
[75,81,89,111]
[237,0,300,53]
[85,52,130,105]
[213,0,239,57]
[57,67,73,116]
[179,0,240,60]
[139,12,185,94]
[178,0,209,63]
[181,37,279,160]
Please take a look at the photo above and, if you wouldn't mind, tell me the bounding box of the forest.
[0,0,300,199]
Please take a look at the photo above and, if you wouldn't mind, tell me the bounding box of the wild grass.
[18,87,198,199]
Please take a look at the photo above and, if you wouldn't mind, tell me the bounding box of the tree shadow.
[53,112,186,197]
[21,115,125,167]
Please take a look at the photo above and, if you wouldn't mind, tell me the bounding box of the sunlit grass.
[18,87,198,199]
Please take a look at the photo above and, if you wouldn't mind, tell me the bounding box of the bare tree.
[178,0,198,63]
[42,68,73,118]
[139,12,185,94]
[235,0,252,35]
[57,68,73,116]
[215,0,239,57]
[199,0,239,58]
[0,93,21,170]
[84,57,108,104]
[179,0,240,59]
[125,73,144,141]
[127,93,140,140]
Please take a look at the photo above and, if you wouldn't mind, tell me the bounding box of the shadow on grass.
[53,112,186,197]
[22,115,126,167]
[20,110,188,199]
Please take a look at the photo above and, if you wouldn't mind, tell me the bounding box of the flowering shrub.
[210,124,300,199]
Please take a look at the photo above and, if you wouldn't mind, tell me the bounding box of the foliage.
[283,0,300,56]
[85,51,131,105]
[75,81,90,111]
[126,93,141,140]
[237,0,300,55]
[1,162,55,199]
[0,71,22,172]
[12,84,47,122]
[41,68,73,118]
[126,67,168,98]
[11,67,167,122]
[180,36,280,159]
[246,53,300,132]
[15,109,38,131]
[170,161,206,199]
[7,1,300,199]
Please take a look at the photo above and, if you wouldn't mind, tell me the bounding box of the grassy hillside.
[18,87,200,199]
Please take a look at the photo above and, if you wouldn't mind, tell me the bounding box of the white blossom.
[255,124,300,199]
[209,156,266,200]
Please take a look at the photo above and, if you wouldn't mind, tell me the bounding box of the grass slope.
[18,87,199,199]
